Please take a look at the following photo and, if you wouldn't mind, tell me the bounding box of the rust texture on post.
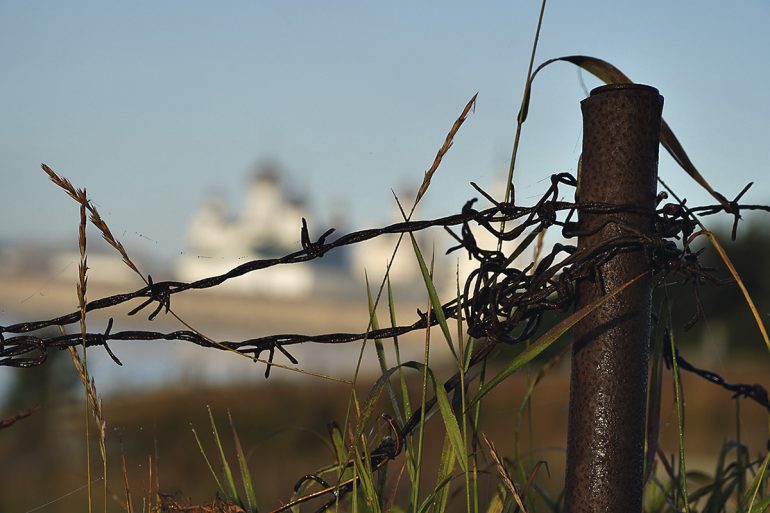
[564,84,663,513]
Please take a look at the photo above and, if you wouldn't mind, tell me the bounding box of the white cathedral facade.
[175,164,316,297]
[175,162,431,298]
[175,164,529,300]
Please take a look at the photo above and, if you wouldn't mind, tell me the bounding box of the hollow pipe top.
[589,83,660,97]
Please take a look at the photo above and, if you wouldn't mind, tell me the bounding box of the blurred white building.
[176,163,314,297]
[174,168,545,301]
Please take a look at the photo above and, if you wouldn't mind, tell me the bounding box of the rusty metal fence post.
[564,84,663,513]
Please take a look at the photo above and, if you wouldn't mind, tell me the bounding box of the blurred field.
[1,348,767,512]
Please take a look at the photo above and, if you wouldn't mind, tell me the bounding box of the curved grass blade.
[228,410,258,513]
[416,473,457,513]
[191,425,225,496]
[644,308,666,485]
[472,272,646,406]
[408,232,457,362]
[667,328,691,513]
[749,495,770,513]
[433,433,457,513]
[744,450,770,513]
[519,55,730,211]
[521,461,549,498]
[352,443,381,513]
[366,274,404,426]
[500,0,548,218]
[372,360,468,475]
[388,276,412,420]
[207,405,240,503]
[702,440,742,513]
[404,362,468,474]
[484,483,507,513]
[329,422,348,470]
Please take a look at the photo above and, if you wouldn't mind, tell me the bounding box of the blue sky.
[2,0,769,261]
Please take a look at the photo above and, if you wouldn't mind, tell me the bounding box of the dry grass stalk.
[67,347,107,459]
[68,345,108,465]
[60,325,106,463]
[88,205,144,280]
[121,449,135,513]
[147,454,156,512]
[481,433,528,513]
[42,163,145,282]
[76,197,95,513]
[60,188,109,512]
[41,163,86,203]
[415,93,478,204]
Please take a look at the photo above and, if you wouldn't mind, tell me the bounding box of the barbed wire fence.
[2,105,769,511]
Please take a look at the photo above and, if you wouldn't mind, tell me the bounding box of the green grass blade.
[191,425,225,496]
[387,277,419,489]
[472,272,646,406]
[433,433,457,513]
[454,266,473,513]
[520,55,730,210]
[364,362,439,431]
[703,440,740,513]
[416,474,456,513]
[388,276,412,421]
[667,329,690,513]
[375,359,468,483]
[369,361,465,475]
[401,361,467,474]
[736,398,749,503]
[431,372,468,474]
[207,405,239,502]
[744,450,770,513]
[470,360,487,513]
[228,410,258,513]
[329,421,348,466]
[644,312,665,485]
[367,274,404,425]
[499,0,547,234]
[388,276,411,411]
[352,444,381,513]
[749,495,770,513]
[376,456,388,513]
[408,232,457,362]
[484,484,507,513]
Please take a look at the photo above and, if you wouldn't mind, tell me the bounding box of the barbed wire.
[1,173,768,371]
[663,330,770,411]
[3,169,769,512]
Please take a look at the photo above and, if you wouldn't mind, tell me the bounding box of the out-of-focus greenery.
[662,223,770,356]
